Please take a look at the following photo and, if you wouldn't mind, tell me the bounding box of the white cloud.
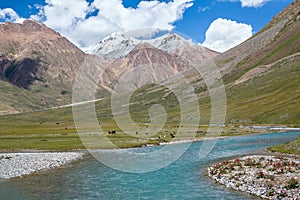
[30,0,194,48]
[0,8,25,23]
[225,0,269,8]
[202,18,253,53]
[240,0,269,7]
[40,0,90,29]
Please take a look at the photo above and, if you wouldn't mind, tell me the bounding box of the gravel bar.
[0,152,85,179]
[208,155,300,199]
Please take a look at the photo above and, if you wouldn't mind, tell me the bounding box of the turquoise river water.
[0,131,299,200]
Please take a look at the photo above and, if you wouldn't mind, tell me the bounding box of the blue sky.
[0,0,294,52]
[173,0,294,42]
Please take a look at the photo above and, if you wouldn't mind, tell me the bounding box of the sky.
[0,0,295,52]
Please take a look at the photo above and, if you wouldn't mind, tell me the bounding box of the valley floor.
[0,125,299,181]
[0,123,276,151]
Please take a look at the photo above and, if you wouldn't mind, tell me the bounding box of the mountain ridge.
[0,20,217,114]
[84,32,218,59]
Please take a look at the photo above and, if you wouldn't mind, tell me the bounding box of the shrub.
[286,178,300,189]
[278,190,287,198]
[266,189,275,197]
[267,175,275,181]
[245,158,255,166]
[236,182,242,187]
[257,171,265,178]
[259,156,265,161]
[61,90,69,95]
[266,182,273,189]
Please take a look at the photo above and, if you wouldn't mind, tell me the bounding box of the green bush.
[286,178,299,189]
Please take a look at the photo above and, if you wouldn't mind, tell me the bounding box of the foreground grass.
[268,135,300,155]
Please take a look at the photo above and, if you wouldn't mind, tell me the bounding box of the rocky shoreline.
[208,155,300,199]
[0,152,85,179]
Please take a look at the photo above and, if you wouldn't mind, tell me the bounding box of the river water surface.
[1,131,299,200]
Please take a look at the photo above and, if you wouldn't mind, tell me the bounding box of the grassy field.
[267,135,300,155]
[0,100,268,151]
[0,119,266,151]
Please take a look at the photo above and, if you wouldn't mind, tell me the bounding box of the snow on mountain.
[148,33,194,53]
[83,32,140,58]
[84,32,196,58]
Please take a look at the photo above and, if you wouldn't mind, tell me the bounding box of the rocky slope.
[104,43,193,90]
[0,20,109,114]
[0,20,85,87]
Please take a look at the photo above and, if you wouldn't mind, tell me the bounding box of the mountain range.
[0,21,218,114]
[0,0,299,126]
[84,32,218,59]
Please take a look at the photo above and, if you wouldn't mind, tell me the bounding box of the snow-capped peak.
[148,33,193,53]
[84,32,140,58]
[102,32,132,43]
[84,32,195,58]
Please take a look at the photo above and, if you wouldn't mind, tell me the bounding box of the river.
[1,131,299,200]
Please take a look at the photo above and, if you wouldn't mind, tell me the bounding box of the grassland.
[268,135,300,155]
[0,112,266,151]
[225,55,300,125]
[0,95,269,151]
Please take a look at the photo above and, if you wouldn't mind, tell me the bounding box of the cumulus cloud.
[0,8,25,23]
[202,18,253,53]
[240,0,269,7]
[30,0,194,47]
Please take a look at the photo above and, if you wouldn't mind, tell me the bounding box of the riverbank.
[208,155,300,199]
[0,131,297,181]
[0,121,275,151]
[0,152,86,179]
[158,136,229,145]
[0,134,253,180]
